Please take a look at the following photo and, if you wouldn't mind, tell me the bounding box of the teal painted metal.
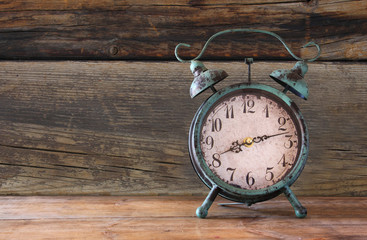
[175,28,321,63]
[244,58,254,84]
[189,60,228,98]
[176,28,320,218]
[283,185,307,218]
[196,185,219,218]
[270,61,309,100]
[188,83,309,209]
[176,28,320,99]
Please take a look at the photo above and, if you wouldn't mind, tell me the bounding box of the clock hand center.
[221,137,253,155]
[243,137,254,147]
[221,132,288,155]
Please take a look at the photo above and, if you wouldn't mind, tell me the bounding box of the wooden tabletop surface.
[0,196,365,239]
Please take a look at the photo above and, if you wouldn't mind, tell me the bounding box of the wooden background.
[0,0,366,196]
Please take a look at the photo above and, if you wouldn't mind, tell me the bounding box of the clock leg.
[283,185,307,218]
[196,185,219,218]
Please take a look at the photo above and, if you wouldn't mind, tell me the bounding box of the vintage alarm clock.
[175,29,321,218]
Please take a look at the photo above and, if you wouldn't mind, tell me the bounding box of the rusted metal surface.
[270,61,309,99]
[189,60,228,98]
[176,29,319,99]
[188,84,309,218]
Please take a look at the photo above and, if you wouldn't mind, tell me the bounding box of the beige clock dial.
[200,91,301,190]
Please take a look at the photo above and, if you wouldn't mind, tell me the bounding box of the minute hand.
[252,132,289,143]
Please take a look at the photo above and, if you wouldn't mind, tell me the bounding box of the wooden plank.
[0,0,300,11]
[0,0,366,60]
[0,61,366,196]
[0,196,366,239]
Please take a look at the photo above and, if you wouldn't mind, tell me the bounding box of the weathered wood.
[0,61,366,196]
[0,0,366,60]
[0,196,366,239]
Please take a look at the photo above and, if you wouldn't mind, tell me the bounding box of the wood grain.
[0,196,366,239]
[0,0,366,60]
[0,61,366,196]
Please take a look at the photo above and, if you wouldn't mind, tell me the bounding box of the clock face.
[199,89,302,190]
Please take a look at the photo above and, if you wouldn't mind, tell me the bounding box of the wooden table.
[0,196,365,239]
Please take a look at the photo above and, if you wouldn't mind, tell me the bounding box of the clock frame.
[189,83,309,218]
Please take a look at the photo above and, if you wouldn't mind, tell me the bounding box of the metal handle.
[175,28,321,63]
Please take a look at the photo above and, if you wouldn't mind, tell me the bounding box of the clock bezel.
[188,83,309,204]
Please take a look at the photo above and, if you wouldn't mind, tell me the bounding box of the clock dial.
[200,89,301,190]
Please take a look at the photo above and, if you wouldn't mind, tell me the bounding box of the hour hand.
[222,140,243,154]
[222,138,253,154]
[230,140,243,153]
